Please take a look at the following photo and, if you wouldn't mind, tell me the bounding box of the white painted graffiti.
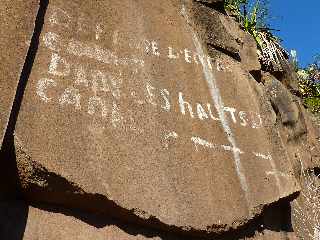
[46,6,231,72]
[37,52,263,129]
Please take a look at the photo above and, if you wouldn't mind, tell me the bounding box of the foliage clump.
[295,54,320,113]
[224,1,320,114]
[224,0,288,71]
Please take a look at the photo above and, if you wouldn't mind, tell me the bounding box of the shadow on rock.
[0,201,29,240]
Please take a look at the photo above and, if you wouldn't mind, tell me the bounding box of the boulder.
[0,0,40,198]
[191,2,261,72]
[0,201,179,240]
[0,201,299,240]
[14,0,299,236]
[0,0,40,146]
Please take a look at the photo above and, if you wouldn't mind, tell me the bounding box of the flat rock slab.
[0,201,299,240]
[0,0,39,146]
[15,0,299,235]
[0,201,179,240]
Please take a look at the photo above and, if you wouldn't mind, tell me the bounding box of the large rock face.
[13,0,299,235]
[0,0,40,198]
[0,0,39,145]
[0,201,178,240]
[0,0,319,239]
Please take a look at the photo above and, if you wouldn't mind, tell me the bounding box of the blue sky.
[268,0,320,68]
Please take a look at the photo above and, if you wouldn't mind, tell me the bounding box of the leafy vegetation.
[224,0,288,71]
[295,54,320,113]
[224,0,320,114]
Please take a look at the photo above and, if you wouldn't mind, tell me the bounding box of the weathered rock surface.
[0,0,39,145]
[192,3,261,72]
[0,0,319,239]
[0,201,298,240]
[0,0,40,198]
[13,0,300,236]
[0,201,177,240]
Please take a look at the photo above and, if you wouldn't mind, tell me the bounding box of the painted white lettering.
[224,107,237,123]
[36,78,57,103]
[184,48,192,63]
[112,30,119,45]
[48,53,70,77]
[221,145,244,154]
[196,103,209,120]
[193,53,199,64]
[146,83,157,106]
[74,65,89,87]
[43,32,62,52]
[250,112,263,129]
[191,136,216,151]
[163,131,178,149]
[59,87,81,110]
[91,70,110,94]
[179,92,194,118]
[49,7,71,28]
[253,152,272,160]
[144,40,151,53]
[238,111,248,127]
[160,89,171,112]
[111,102,123,128]
[131,91,144,105]
[77,15,92,34]
[151,41,160,56]
[207,103,220,121]
[67,40,117,65]
[168,47,179,59]
[96,24,103,40]
[109,75,122,100]
[88,96,108,117]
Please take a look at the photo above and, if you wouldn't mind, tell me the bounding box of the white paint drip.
[181,4,249,204]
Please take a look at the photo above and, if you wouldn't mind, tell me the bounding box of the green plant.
[296,54,320,113]
[224,0,248,22]
[224,0,288,71]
